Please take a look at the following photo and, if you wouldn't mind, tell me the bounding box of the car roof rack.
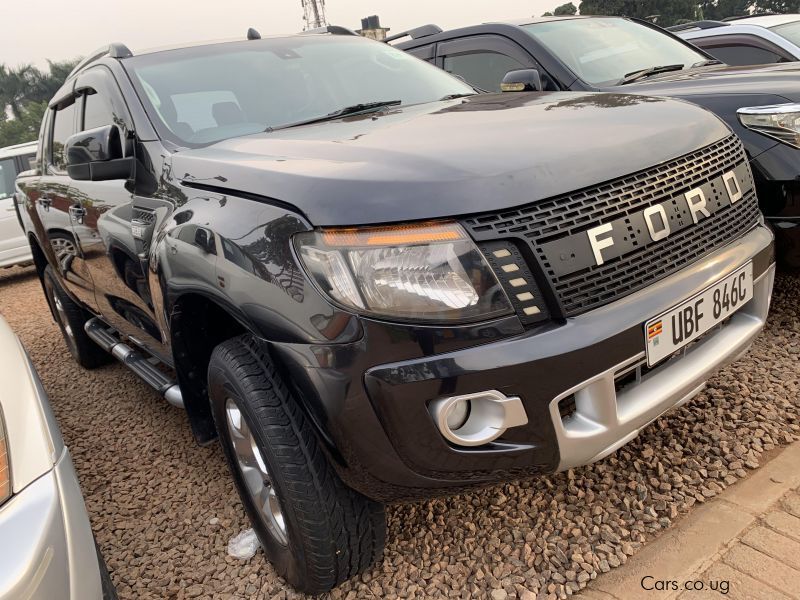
[300,25,358,36]
[383,24,443,44]
[722,12,781,22]
[67,43,133,78]
[667,20,729,32]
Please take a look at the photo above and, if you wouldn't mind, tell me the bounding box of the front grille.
[462,136,761,318]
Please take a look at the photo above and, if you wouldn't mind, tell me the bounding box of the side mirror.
[65,125,134,181]
[501,69,544,93]
[194,227,216,254]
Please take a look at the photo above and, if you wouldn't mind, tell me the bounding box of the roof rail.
[667,20,729,32]
[722,12,781,22]
[300,25,358,36]
[383,24,443,44]
[67,43,133,78]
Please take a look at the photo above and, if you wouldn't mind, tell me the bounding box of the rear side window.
[703,43,786,66]
[50,101,78,172]
[442,51,526,92]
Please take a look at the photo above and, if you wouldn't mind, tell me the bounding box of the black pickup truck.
[15,28,774,593]
[395,15,800,265]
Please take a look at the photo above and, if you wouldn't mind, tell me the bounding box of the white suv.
[671,14,800,66]
[0,142,36,268]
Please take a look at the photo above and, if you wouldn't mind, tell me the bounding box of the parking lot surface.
[1,265,798,599]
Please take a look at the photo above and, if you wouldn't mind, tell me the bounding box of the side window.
[0,159,16,200]
[82,90,116,130]
[704,43,784,66]
[442,50,526,92]
[50,100,78,173]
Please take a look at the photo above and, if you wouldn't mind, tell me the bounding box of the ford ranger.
[15,28,774,593]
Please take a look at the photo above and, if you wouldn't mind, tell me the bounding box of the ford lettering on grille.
[539,163,753,278]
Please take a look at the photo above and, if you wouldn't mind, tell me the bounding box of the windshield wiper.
[619,64,685,85]
[692,59,724,68]
[267,100,402,132]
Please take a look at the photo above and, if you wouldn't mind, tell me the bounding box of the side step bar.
[84,318,184,409]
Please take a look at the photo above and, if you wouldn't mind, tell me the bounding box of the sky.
[3,0,557,69]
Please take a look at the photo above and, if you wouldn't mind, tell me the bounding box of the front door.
[70,66,168,358]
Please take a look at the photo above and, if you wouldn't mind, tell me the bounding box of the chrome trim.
[163,385,184,409]
[429,390,528,447]
[110,344,132,362]
[551,264,775,471]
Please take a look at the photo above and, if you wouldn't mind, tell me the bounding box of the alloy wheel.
[225,398,288,546]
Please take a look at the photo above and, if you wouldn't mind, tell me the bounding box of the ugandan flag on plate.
[647,320,663,341]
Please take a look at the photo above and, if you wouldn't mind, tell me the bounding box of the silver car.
[0,314,115,599]
[671,14,800,65]
[0,142,36,269]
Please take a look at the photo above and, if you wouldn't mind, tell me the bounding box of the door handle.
[69,204,86,224]
[38,195,51,211]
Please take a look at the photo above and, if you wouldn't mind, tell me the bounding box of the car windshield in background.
[126,36,474,146]
[772,20,800,47]
[523,18,707,86]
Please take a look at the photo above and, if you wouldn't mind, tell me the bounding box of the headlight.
[0,410,10,505]
[738,104,800,149]
[295,221,512,322]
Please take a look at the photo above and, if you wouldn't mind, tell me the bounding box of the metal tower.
[301,0,327,30]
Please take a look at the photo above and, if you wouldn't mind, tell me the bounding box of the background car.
[0,313,115,599]
[0,141,36,268]
[394,15,800,266]
[670,14,800,66]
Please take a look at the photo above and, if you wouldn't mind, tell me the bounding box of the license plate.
[645,263,753,367]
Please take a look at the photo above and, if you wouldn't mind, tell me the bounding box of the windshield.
[772,20,800,48]
[523,18,707,86]
[127,36,474,146]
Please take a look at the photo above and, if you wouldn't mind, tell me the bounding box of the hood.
[171,92,731,227]
[605,62,800,100]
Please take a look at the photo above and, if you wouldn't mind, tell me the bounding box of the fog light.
[429,390,528,447]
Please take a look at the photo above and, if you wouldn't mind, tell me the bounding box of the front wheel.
[208,334,386,594]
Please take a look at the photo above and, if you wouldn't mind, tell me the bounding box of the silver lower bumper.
[551,263,775,471]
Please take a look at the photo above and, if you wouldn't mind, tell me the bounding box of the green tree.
[753,0,800,11]
[698,0,755,19]
[555,2,579,14]
[0,58,80,147]
[579,1,700,26]
[0,101,46,148]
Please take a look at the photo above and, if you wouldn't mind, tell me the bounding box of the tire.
[208,334,386,594]
[42,265,110,369]
[95,541,118,600]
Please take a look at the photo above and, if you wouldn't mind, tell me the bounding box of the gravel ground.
[1,264,798,600]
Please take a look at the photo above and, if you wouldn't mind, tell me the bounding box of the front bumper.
[549,262,773,470]
[0,449,103,600]
[274,225,774,502]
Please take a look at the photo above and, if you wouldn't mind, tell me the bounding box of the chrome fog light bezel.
[429,390,528,447]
